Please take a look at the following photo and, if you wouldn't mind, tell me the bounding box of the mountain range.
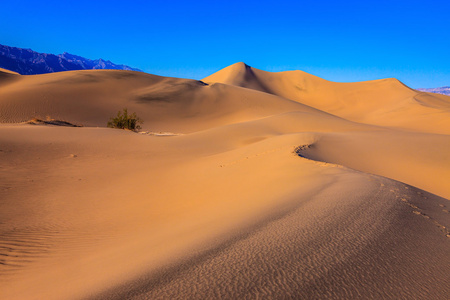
[0,44,141,75]
[416,86,450,96]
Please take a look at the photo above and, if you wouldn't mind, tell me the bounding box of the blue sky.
[2,0,449,88]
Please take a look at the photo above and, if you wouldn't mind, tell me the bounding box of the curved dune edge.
[293,131,450,200]
[1,65,449,299]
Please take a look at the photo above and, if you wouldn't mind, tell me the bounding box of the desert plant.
[107,108,143,131]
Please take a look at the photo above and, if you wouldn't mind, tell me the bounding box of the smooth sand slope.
[0,65,449,299]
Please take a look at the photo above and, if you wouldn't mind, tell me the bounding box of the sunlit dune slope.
[203,62,450,134]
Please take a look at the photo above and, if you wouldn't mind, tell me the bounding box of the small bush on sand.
[107,108,143,131]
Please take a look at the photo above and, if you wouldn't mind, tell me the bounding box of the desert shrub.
[107,108,143,131]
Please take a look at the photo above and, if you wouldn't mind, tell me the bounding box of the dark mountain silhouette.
[0,44,141,75]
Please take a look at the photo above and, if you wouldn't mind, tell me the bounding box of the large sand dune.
[0,65,449,299]
[204,62,450,134]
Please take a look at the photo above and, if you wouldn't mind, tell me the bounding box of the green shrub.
[107,108,143,131]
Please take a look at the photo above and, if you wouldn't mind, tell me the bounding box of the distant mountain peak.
[0,44,142,75]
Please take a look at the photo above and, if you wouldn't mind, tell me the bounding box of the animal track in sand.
[394,191,450,238]
[293,145,449,239]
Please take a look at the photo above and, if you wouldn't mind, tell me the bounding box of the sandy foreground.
[0,64,449,299]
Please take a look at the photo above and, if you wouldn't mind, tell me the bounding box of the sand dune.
[204,62,450,134]
[0,68,19,75]
[0,65,449,299]
[0,69,317,133]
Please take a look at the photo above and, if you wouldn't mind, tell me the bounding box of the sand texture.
[0,65,449,299]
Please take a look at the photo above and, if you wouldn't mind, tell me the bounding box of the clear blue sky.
[1,0,449,88]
